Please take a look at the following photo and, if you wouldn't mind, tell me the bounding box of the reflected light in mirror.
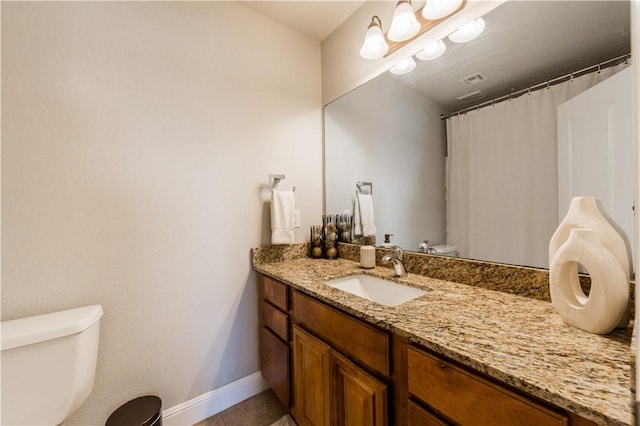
[388,0,421,42]
[448,17,486,43]
[389,57,417,74]
[360,15,389,60]
[416,39,447,60]
[422,0,464,20]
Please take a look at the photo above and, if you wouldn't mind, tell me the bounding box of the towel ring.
[269,174,295,192]
[356,181,373,194]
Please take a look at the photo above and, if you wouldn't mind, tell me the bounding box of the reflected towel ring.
[356,181,373,194]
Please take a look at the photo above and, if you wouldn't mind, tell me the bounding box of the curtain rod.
[441,53,631,120]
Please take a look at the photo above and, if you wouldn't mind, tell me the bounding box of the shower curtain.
[446,62,628,268]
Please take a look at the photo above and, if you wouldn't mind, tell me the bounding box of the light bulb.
[416,39,446,60]
[359,16,389,60]
[389,57,416,75]
[422,0,463,20]
[388,1,420,42]
[448,18,486,43]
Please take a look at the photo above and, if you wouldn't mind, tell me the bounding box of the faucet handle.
[392,246,404,259]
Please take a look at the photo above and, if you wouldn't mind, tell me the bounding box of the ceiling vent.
[456,90,486,103]
[459,72,488,87]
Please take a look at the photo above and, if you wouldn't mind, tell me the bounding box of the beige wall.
[1,1,322,424]
[325,74,446,250]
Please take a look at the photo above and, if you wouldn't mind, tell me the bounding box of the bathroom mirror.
[324,1,632,269]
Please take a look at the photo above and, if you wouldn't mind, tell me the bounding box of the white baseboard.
[162,372,270,425]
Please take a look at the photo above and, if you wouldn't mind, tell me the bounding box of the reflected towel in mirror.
[354,193,376,237]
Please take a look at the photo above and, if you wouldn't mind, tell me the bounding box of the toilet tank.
[1,305,103,425]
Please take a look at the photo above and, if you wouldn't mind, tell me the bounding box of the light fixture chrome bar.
[384,0,466,58]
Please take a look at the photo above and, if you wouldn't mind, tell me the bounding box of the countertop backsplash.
[253,242,635,311]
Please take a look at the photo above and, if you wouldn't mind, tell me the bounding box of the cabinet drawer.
[262,300,289,341]
[292,290,389,377]
[261,327,291,408]
[407,400,449,426]
[408,346,568,426]
[261,275,288,311]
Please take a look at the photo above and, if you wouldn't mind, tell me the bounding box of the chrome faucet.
[381,246,407,277]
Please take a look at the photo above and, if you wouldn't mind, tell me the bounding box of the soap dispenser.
[382,234,394,248]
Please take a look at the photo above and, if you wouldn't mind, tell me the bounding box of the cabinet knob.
[439,363,447,369]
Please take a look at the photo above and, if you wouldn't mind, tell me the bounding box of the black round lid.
[106,395,162,426]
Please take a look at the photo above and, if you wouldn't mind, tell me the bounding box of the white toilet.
[430,244,459,257]
[1,304,103,425]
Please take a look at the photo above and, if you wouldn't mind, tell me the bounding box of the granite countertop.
[253,256,633,426]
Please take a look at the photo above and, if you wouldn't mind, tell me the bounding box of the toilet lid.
[1,305,103,351]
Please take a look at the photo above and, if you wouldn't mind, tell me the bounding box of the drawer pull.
[439,363,447,369]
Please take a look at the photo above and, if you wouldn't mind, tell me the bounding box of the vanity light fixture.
[422,0,464,20]
[416,39,447,60]
[448,17,486,43]
[389,57,417,75]
[388,0,421,42]
[359,16,389,60]
[359,0,465,60]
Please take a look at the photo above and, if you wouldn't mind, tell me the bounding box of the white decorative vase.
[548,197,630,333]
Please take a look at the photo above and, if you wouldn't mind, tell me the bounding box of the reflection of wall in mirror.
[325,74,446,250]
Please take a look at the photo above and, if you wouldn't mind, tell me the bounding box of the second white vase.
[548,197,630,332]
[549,228,628,334]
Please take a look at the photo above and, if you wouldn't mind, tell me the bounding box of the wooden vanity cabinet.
[259,275,291,408]
[292,290,390,377]
[291,291,390,426]
[258,273,598,426]
[291,323,387,426]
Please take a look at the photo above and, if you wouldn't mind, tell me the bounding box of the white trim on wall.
[162,372,269,425]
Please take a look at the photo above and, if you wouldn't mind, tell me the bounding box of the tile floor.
[193,390,289,426]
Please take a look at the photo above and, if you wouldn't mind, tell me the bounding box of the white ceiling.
[239,0,365,41]
[397,0,630,113]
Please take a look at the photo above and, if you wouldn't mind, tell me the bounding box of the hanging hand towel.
[353,192,376,237]
[271,189,295,245]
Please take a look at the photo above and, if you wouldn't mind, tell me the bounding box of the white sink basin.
[325,275,427,307]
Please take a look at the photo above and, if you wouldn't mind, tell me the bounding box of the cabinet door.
[292,326,331,426]
[331,351,387,426]
[260,326,290,408]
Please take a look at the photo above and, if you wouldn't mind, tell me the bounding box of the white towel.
[353,192,376,237]
[271,190,295,245]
